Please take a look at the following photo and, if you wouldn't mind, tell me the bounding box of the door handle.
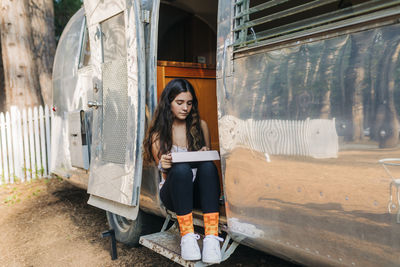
[87,101,102,109]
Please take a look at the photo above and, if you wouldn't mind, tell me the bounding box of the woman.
[143,78,222,263]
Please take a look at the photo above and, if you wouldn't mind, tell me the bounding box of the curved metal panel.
[51,8,86,177]
[218,5,400,265]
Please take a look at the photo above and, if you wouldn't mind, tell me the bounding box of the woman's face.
[171,92,193,120]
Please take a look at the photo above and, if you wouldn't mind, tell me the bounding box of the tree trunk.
[29,0,55,106]
[344,33,374,141]
[369,31,386,140]
[0,0,42,110]
[317,36,348,119]
[0,28,5,113]
[379,43,400,148]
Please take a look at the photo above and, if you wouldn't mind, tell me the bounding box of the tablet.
[171,150,220,163]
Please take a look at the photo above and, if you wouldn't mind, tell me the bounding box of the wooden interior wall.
[157,61,219,150]
[156,61,222,185]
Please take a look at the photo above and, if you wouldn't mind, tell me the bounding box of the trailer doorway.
[156,1,223,199]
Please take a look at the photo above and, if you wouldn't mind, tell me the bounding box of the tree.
[0,0,42,110]
[0,0,59,111]
[53,0,82,40]
[0,34,5,111]
[344,32,375,141]
[30,0,56,107]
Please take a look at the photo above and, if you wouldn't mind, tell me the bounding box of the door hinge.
[141,10,150,23]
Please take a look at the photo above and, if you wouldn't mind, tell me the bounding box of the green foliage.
[53,0,83,41]
[3,189,21,205]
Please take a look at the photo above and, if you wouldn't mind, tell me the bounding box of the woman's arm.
[200,120,211,150]
[151,134,171,179]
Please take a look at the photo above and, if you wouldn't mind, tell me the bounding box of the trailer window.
[78,25,91,69]
[233,0,400,50]
[100,12,126,63]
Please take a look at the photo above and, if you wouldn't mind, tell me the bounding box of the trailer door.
[83,0,146,220]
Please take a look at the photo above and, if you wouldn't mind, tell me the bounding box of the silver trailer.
[52,0,400,266]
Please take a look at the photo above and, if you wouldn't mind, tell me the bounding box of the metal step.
[139,224,209,267]
[139,215,240,267]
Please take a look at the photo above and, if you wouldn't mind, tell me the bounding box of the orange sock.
[203,212,219,236]
[177,213,194,236]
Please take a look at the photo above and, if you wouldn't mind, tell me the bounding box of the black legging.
[160,161,221,216]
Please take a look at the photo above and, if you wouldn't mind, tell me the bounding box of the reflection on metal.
[51,9,85,177]
[228,218,264,238]
[379,158,400,223]
[219,115,338,158]
[101,13,127,63]
[218,0,400,265]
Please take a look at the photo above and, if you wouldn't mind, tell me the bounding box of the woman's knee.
[169,163,193,181]
[197,161,217,173]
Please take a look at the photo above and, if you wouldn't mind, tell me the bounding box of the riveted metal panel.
[101,59,128,164]
[85,0,145,220]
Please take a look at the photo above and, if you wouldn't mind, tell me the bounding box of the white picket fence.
[0,105,52,185]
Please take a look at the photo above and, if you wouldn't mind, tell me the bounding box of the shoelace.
[181,233,200,245]
[204,235,224,255]
[204,235,224,242]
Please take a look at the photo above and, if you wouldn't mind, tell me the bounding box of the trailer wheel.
[106,210,162,247]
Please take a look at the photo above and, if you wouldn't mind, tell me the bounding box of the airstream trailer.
[52,0,400,266]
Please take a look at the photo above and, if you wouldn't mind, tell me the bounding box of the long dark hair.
[143,78,205,163]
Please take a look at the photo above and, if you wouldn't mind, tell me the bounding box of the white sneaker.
[181,233,201,261]
[202,235,224,264]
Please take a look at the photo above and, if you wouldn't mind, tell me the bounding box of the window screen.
[233,0,400,49]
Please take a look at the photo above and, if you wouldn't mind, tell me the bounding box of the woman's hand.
[160,153,172,170]
[199,146,210,151]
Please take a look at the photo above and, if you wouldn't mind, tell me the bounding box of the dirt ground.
[0,178,298,267]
